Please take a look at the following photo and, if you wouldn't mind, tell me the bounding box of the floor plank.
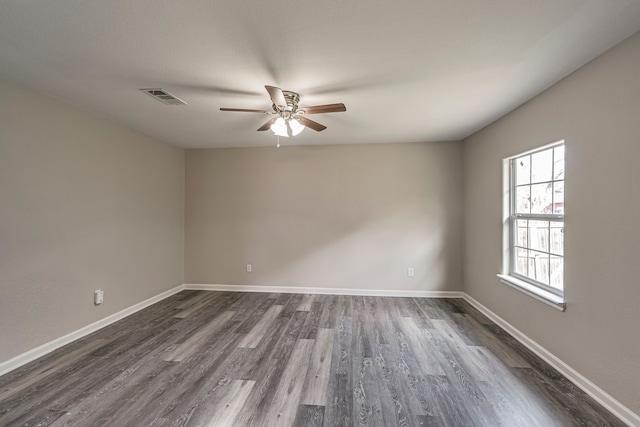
[164,311,235,362]
[237,305,284,349]
[293,404,324,427]
[261,339,314,426]
[189,379,255,427]
[297,294,315,312]
[300,328,335,406]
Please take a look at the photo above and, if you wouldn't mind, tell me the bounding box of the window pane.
[515,155,530,185]
[529,251,550,285]
[516,186,531,213]
[554,145,565,180]
[529,220,549,252]
[530,183,553,214]
[550,223,564,255]
[516,219,528,247]
[515,248,528,276]
[550,255,563,290]
[553,181,564,214]
[531,149,553,183]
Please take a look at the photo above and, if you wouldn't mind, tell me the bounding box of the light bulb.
[270,117,288,137]
[289,118,305,136]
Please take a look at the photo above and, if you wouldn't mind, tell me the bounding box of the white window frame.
[499,141,566,311]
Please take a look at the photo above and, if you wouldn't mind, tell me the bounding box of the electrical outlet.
[246,263,252,273]
[407,267,414,277]
[94,289,104,305]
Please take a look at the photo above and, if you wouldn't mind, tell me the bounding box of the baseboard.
[0,284,185,377]
[184,283,464,298]
[462,293,640,427]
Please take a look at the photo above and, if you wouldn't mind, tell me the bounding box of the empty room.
[1,1,639,426]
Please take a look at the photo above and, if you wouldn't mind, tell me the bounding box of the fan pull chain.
[276,135,280,148]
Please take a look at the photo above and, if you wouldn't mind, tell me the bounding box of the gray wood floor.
[0,291,625,426]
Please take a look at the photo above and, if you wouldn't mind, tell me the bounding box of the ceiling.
[1,1,640,149]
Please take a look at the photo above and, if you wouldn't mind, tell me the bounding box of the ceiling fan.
[220,85,346,137]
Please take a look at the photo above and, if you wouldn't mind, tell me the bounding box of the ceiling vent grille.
[140,88,187,105]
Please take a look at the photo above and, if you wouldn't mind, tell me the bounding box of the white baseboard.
[0,284,185,377]
[184,283,464,298]
[462,293,640,427]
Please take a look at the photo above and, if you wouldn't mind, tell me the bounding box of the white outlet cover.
[94,289,104,305]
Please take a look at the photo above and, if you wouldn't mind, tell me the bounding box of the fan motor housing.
[274,90,300,112]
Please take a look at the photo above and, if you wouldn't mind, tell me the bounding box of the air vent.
[140,88,187,105]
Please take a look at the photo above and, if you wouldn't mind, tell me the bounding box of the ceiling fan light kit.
[270,117,305,138]
[220,85,346,141]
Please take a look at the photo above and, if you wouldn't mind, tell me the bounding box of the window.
[501,142,565,308]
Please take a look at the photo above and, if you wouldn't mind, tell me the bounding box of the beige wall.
[463,32,640,414]
[186,142,463,292]
[0,79,185,363]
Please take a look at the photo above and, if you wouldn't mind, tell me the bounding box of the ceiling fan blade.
[257,117,278,131]
[220,108,269,113]
[296,116,327,132]
[299,103,346,114]
[265,85,287,109]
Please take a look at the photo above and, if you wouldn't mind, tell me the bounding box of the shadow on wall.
[185,142,462,291]
[254,208,453,291]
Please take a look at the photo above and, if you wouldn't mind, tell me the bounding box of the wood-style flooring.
[0,291,625,426]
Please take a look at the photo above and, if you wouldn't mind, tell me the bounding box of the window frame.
[501,141,566,307]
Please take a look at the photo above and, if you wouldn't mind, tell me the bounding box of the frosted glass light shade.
[289,118,305,136]
[270,117,288,137]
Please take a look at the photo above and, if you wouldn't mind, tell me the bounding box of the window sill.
[497,274,566,311]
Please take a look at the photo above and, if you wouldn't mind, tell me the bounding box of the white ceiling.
[1,1,640,149]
